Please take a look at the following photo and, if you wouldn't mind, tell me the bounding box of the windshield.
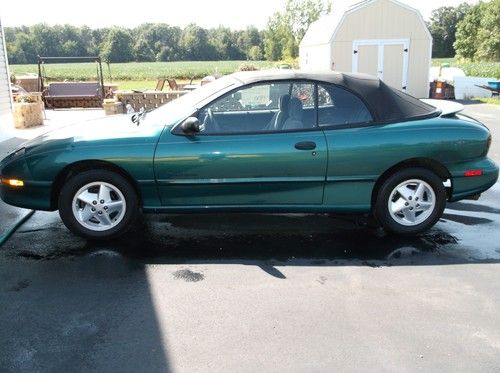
[145,75,240,124]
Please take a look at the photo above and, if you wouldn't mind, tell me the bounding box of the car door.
[154,81,328,207]
[316,83,375,210]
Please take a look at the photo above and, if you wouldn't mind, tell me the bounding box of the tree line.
[5,0,331,64]
[6,0,498,64]
[5,24,265,64]
[427,0,499,60]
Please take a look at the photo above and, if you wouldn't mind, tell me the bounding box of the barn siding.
[301,0,431,98]
[0,17,13,117]
[299,44,331,71]
[332,0,431,98]
[334,0,428,41]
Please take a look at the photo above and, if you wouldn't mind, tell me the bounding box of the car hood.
[19,114,166,155]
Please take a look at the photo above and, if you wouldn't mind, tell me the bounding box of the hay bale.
[13,102,44,128]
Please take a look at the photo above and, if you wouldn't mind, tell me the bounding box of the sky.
[0,0,481,30]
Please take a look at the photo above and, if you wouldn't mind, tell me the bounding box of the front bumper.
[0,179,54,211]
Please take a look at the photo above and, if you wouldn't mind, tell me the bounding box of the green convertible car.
[1,70,498,239]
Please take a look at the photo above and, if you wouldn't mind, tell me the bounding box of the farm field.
[9,59,499,91]
[432,58,500,79]
[10,60,276,81]
[10,60,277,91]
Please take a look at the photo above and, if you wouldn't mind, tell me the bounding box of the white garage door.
[352,39,409,92]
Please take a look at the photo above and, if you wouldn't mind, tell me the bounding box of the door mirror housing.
[180,116,201,134]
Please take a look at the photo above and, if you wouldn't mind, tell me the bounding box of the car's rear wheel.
[58,170,138,239]
[374,168,446,235]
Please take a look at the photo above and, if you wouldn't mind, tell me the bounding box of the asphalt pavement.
[0,102,499,372]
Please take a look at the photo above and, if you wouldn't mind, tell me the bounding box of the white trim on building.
[0,16,14,141]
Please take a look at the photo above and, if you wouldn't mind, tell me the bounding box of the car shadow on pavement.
[4,200,499,274]
[1,197,499,370]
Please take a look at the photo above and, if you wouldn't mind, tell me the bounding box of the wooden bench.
[44,82,104,108]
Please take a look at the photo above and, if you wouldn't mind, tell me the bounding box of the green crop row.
[10,61,275,81]
[432,58,500,79]
[10,59,500,82]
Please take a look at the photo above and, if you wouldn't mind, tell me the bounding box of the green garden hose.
[0,210,36,248]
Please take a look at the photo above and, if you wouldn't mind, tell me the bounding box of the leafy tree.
[101,28,134,63]
[427,3,471,58]
[475,0,500,61]
[209,27,244,60]
[56,25,87,56]
[286,0,331,42]
[30,23,62,57]
[248,45,263,61]
[151,24,182,61]
[264,12,290,61]
[454,3,484,59]
[263,0,331,61]
[157,46,175,62]
[236,26,263,59]
[454,0,499,61]
[8,33,37,64]
[133,36,155,62]
[4,20,278,64]
[179,24,216,60]
[61,40,80,57]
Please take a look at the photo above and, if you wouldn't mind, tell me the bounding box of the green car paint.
[155,130,328,206]
[1,74,498,216]
[1,113,497,213]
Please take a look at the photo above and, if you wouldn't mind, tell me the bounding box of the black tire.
[374,168,446,235]
[58,170,138,240]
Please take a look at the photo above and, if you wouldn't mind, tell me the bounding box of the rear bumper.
[449,158,499,202]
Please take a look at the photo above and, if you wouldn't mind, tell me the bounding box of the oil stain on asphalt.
[173,269,205,282]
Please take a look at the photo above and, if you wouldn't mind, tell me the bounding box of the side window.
[318,84,372,127]
[291,83,314,108]
[197,81,316,134]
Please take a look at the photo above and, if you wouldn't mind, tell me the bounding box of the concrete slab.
[0,103,499,372]
[0,108,106,143]
[0,113,15,143]
[0,183,499,371]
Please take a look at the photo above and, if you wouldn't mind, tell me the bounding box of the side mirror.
[180,116,201,134]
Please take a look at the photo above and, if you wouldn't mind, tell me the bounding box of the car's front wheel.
[375,168,446,235]
[58,170,138,239]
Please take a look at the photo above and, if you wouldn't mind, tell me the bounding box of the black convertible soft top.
[232,70,440,123]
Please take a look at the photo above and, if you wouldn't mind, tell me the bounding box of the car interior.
[197,81,372,134]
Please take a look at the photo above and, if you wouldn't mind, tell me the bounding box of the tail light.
[464,170,483,177]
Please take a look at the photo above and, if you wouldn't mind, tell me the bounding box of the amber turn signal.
[1,178,24,187]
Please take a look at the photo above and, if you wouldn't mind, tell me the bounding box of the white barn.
[0,17,13,139]
[299,0,432,98]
